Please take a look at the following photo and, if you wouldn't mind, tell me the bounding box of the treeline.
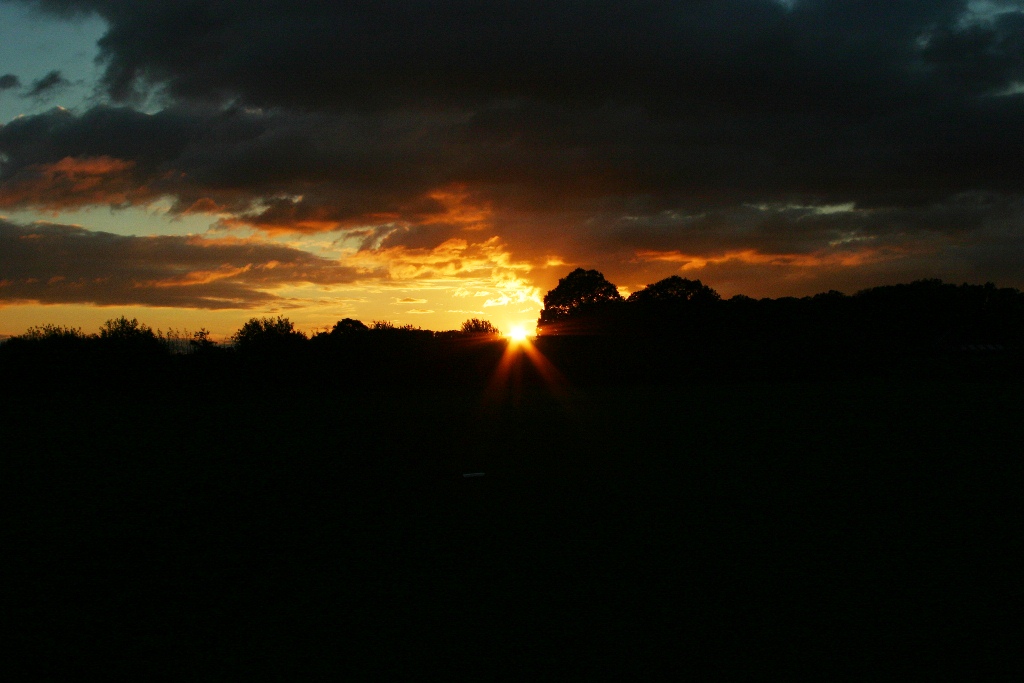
[0,314,513,391]
[540,269,1024,352]
[3,274,1024,387]
[0,316,503,357]
[2,317,216,353]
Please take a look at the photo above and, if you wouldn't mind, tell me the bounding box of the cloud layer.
[3,0,1024,309]
[0,219,366,308]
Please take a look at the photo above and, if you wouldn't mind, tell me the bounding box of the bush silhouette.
[460,318,501,336]
[20,324,88,341]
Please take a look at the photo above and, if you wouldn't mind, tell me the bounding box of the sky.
[2,0,1024,338]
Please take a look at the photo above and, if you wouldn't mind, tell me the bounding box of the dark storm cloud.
[0,74,20,90]
[0,104,474,222]
[0,219,369,308]
[24,69,69,98]
[920,8,1024,94]
[7,1,1024,208]
[609,194,1024,256]
[4,93,1024,226]
[20,1,1021,111]
[18,1,992,107]
[6,0,1024,294]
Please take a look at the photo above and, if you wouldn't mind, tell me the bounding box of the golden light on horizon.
[508,325,529,343]
[486,328,568,405]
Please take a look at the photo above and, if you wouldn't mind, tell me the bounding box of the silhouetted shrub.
[155,327,214,355]
[20,324,89,341]
[460,318,501,336]
[369,320,434,340]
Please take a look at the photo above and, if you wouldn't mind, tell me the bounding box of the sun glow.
[486,326,568,404]
[508,325,529,343]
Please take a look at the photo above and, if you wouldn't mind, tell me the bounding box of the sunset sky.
[2,1,1024,338]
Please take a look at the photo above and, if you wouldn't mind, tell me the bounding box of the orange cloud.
[180,197,226,215]
[0,156,153,211]
[420,184,492,230]
[140,264,254,288]
[219,183,494,236]
[217,200,349,234]
[636,246,909,270]
[0,219,368,309]
[350,236,530,279]
[346,235,543,309]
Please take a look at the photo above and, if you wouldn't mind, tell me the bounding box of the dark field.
[3,351,1022,678]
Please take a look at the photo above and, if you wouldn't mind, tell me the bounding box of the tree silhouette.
[97,316,164,354]
[232,316,306,352]
[6,277,1024,381]
[100,316,156,341]
[460,318,501,336]
[3,323,92,358]
[539,268,623,327]
[329,318,369,336]
[620,276,723,338]
[189,328,218,352]
[627,276,720,305]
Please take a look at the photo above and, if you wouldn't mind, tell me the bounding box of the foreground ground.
[3,360,1022,678]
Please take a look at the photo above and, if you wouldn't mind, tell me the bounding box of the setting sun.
[508,325,529,342]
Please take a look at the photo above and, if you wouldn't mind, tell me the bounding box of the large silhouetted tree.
[538,268,623,331]
[622,276,723,337]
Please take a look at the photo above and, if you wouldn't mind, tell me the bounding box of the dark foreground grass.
[3,372,1022,679]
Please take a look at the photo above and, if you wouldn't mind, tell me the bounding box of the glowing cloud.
[636,246,909,271]
[0,156,151,211]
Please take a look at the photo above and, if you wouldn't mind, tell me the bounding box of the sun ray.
[485,332,568,405]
